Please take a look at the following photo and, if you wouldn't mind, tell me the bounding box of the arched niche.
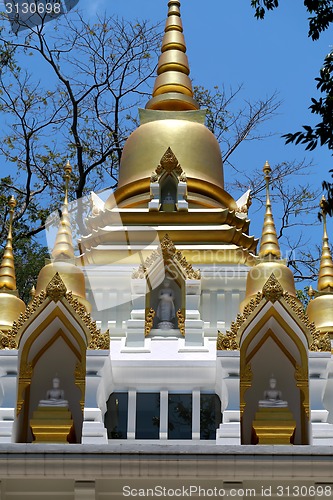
[145,257,185,333]
[149,147,188,212]
[131,234,202,342]
[15,302,88,443]
[239,306,310,445]
[160,172,178,212]
[150,273,183,330]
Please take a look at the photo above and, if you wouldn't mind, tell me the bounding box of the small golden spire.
[51,160,75,261]
[307,285,315,298]
[318,195,333,292]
[146,0,199,111]
[258,161,281,259]
[0,196,18,291]
[30,285,36,301]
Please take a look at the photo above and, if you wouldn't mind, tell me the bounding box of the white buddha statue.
[39,376,68,407]
[258,375,288,408]
[156,279,175,329]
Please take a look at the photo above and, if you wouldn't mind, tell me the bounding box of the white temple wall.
[0,351,18,443]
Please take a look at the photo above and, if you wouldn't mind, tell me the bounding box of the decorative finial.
[318,195,333,292]
[0,196,18,291]
[307,285,315,298]
[258,161,281,259]
[64,159,72,205]
[29,285,36,301]
[146,0,199,111]
[51,160,75,261]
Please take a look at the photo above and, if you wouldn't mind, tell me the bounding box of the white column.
[217,291,225,325]
[127,390,136,439]
[231,291,240,324]
[160,391,169,439]
[159,390,168,440]
[192,390,201,440]
[224,291,232,329]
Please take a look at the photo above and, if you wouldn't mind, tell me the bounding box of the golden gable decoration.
[161,234,201,279]
[45,272,67,302]
[65,292,110,350]
[309,330,331,352]
[132,234,201,281]
[262,273,283,303]
[216,275,330,352]
[217,329,238,351]
[150,147,184,182]
[0,278,110,351]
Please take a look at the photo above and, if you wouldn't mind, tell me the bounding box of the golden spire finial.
[146,0,199,111]
[258,161,281,259]
[317,195,333,292]
[51,160,75,261]
[0,196,18,291]
[307,285,315,298]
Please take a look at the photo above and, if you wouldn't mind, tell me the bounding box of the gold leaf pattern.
[145,308,155,337]
[262,273,283,302]
[216,330,239,350]
[132,234,201,280]
[177,309,185,336]
[45,272,67,302]
[151,147,185,181]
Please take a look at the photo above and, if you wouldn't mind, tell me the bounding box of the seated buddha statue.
[258,375,288,408]
[39,376,69,407]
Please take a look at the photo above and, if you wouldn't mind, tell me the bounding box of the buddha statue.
[39,376,69,407]
[258,375,288,408]
[156,279,175,329]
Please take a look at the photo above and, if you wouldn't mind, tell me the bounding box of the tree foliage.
[251,0,333,40]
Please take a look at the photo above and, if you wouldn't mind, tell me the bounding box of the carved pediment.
[262,273,283,303]
[150,147,186,182]
[132,234,201,281]
[46,273,67,302]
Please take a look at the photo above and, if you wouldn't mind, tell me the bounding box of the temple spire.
[146,0,199,111]
[318,196,333,292]
[51,160,75,261]
[0,196,18,291]
[258,161,281,259]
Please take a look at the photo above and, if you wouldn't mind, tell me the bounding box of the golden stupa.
[241,161,298,310]
[80,0,258,267]
[35,161,91,312]
[109,0,232,210]
[0,196,26,332]
[307,196,333,336]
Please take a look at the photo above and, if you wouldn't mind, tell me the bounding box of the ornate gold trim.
[151,147,184,182]
[45,273,67,302]
[132,234,201,281]
[224,274,328,352]
[162,234,201,279]
[309,330,331,352]
[75,361,86,411]
[145,308,155,337]
[177,309,185,336]
[0,275,109,350]
[216,330,238,351]
[240,363,252,417]
[262,273,283,302]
